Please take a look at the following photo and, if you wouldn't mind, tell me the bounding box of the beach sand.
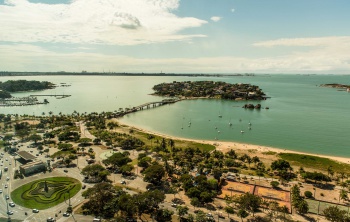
[117,119,350,165]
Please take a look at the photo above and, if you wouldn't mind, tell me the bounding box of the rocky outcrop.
[242,103,265,109]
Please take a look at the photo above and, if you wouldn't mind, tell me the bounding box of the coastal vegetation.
[0,80,55,98]
[2,111,350,221]
[152,81,266,100]
[279,153,350,173]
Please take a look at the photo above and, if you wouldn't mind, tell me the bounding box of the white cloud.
[231,8,235,13]
[253,36,350,47]
[0,0,207,45]
[210,16,222,22]
[1,42,350,74]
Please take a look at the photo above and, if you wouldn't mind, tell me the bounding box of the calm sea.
[1,75,349,157]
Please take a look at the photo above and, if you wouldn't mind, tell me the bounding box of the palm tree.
[339,172,346,182]
[339,189,348,203]
[81,147,86,155]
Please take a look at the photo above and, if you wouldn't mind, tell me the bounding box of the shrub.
[270,181,279,189]
[304,191,313,198]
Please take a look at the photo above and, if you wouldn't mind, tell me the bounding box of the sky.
[1,0,350,74]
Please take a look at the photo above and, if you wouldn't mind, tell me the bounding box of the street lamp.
[64,191,72,213]
[6,197,11,221]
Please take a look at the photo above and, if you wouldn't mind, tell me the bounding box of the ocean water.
[1,74,349,157]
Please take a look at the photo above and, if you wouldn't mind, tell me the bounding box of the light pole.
[64,191,72,213]
[6,198,11,221]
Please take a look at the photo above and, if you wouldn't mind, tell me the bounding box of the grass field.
[11,177,81,210]
[279,153,350,173]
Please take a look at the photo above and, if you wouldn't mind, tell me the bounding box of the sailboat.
[218,111,222,118]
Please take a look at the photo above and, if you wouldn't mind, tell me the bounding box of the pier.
[115,98,181,117]
[30,94,71,99]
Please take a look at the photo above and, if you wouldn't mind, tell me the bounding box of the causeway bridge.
[132,99,179,111]
[116,98,181,117]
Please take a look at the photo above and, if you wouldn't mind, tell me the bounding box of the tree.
[58,143,73,151]
[120,164,134,175]
[271,159,293,180]
[237,209,249,222]
[78,138,92,147]
[291,185,309,215]
[295,199,309,215]
[132,190,165,220]
[81,164,110,182]
[29,134,42,144]
[176,205,189,221]
[339,189,348,203]
[155,208,173,221]
[82,182,125,218]
[195,210,206,222]
[143,164,165,185]
[270,181,279,189]
[236,192,262,216]
[323,206,348,222]
[102,152,132,169]
[304,191,313,198]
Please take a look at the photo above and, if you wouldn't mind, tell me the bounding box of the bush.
[270,181,279,189]
[304,191,313,198]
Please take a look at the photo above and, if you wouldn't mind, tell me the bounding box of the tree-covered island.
[0,80,56,98]
[152,81,266,100]
[320,83,350,91]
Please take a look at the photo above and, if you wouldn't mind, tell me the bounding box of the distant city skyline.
[1,0,350,74]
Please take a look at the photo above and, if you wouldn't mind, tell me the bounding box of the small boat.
[239,118,242,122]
[218,131,220,133]
[215,127,217,129]
[218,115,222,118]
[248,122,251,125]
[248,127,252,130]
[240,130,245,133]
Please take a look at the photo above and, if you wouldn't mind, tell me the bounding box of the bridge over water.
[116,98,181,117]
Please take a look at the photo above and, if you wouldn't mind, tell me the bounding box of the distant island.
[152,81,266,100]
[0,80,56,106]
[320,83,350,92]
[0,80,55,98]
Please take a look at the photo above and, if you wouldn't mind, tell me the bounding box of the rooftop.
[16,151,36,161]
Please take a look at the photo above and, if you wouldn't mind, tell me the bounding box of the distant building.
[19,160,47,176]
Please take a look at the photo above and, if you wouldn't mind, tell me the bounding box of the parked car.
[5,195,9,199]
[0,189,2,193]
[47,217,55,222]
[9,202,15,207]
[7,211,13,215]
[32,209,39,213]
[63,212,70,217]
[63,169,68,173]
[82,184,86,189]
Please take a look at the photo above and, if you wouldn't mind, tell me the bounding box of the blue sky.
[1,0,350,73]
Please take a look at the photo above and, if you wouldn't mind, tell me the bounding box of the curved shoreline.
[117,119,350,165]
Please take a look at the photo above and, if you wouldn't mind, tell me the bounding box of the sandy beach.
[117,119,350,165]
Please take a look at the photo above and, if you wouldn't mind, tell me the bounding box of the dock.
[30,94,71,99]
[115,98,181,117]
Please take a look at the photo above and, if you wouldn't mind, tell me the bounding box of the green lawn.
[131,129,215,152]
[11,177,81,210]
[279,153,350,173]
